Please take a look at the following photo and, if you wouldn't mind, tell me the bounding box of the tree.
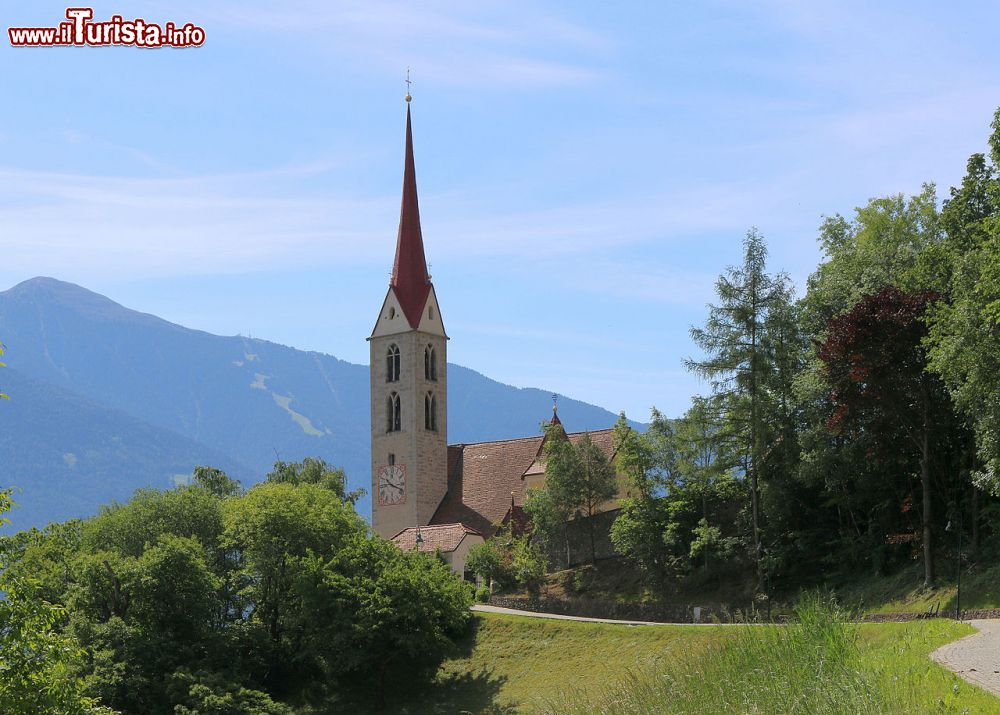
[610,412,672,580]
[465,527,547,596]
[82,486,225,559]
[926,115,1000,498]
[221,481,366,698]
[0,491,112,715]
[611,408,742,584]
[672,399,740,571]
[526,422,618,564]
[795,184,957,580]
[466,540,504,591]
[574,433,619,563]
[509,535,548,595]
[754,281,815,586]
[192,467,241,498]
[801,184,941,333]
[170,669,292,715]
[265,458,363,504]
[688,518,738,571]
[292,536,471,709]
[1,457,474,713]
[524,481,570,565]
[129,534,220,643]
[817,287,956,585]
[525,422,577,563]
[687,228,787,587]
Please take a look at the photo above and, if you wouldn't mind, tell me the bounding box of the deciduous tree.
[817,287,953,585]
[0,492,112,715]
[526,422,618,564]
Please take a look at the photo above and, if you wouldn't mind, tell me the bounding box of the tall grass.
[549,594,884,714]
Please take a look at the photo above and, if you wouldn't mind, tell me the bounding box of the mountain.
[0,367,255,528]
[0,278,637,532]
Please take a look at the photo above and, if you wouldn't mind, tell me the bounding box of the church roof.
[390,104,432,329]
[391,523,481,553]
[430,429,617,536]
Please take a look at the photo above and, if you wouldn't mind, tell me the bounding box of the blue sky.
[1,1,998,420]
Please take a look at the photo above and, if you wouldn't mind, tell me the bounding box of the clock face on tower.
[377,464,406,506]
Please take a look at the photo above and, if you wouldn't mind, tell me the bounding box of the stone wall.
[862,608,1000,622]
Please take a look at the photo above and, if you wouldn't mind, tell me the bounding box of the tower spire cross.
[405,67,412,102]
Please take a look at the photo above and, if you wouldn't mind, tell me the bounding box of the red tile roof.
[390,104,432,329]
[430,428,617,536]
[391,523,481,553]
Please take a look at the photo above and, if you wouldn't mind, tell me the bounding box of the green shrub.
[466,540,504,588]
[511,537,547,595]
[475,586,491,604]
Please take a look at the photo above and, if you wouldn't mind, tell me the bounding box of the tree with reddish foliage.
[817,286,952,586]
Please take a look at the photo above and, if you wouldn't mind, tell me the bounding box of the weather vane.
[552,393,558,413]
[405,67,412,103]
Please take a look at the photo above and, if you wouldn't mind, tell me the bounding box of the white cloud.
[0,159,805,281]
[185,0,610,89]
[0,166,393,277]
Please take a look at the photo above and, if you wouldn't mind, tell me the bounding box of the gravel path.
[930,619,1000,697]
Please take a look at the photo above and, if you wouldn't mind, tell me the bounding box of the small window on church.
[428,305,435,320]
[388,307,396,319]
[388,453,395,465]
[424,345,437,381]
[386,344,400,382]
[387,392,401,433]
[425,392,437,431]
[424,345,437,382]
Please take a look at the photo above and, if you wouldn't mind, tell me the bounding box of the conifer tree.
[686,228,787,588]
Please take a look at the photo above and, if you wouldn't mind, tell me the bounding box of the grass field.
[393,608,999,714]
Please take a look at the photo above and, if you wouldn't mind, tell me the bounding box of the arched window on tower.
[386,392,401,433]
[424,392,437,432]
[424,345,437,381]
[386,344,400,382]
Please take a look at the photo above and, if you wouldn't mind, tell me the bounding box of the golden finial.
[405,67,412,103]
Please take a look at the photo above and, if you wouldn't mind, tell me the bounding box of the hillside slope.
[0,366,254,528]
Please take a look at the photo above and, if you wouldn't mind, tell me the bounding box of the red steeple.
[390,102,432,329]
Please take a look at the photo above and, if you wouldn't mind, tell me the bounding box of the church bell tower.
[369,96,449,539]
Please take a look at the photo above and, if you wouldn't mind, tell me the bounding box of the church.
[369,97,620,576]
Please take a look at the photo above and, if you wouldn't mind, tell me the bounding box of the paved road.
[930,620,1000,697]
[472,604,732,626]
